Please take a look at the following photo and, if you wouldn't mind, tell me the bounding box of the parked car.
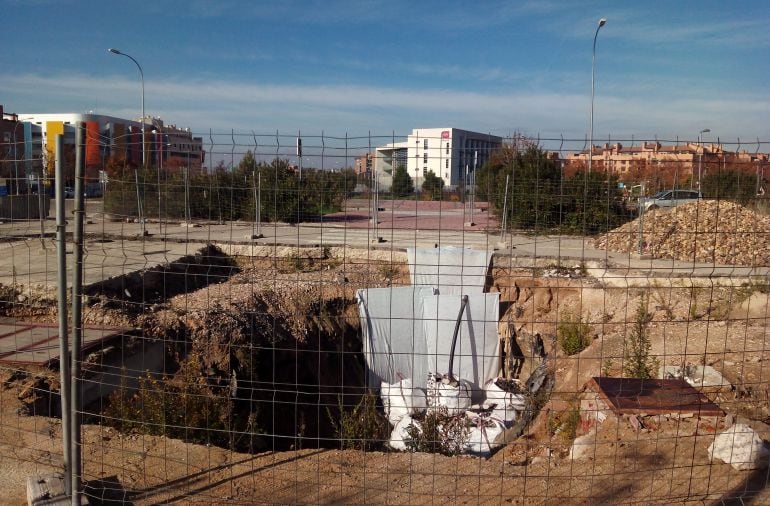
[640,189,702,212]
[64,187,75,198]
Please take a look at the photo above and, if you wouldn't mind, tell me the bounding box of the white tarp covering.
[422,293,501,397]
[357,286,434,387]
[407,247,492,294]
[358,288,501,393]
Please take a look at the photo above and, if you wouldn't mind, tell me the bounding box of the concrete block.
[709,424,770,471]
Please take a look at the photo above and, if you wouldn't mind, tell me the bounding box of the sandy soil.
[1,258,769,504]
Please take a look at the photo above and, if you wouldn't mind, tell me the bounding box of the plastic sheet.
[357,286,434,387]
[407,247,492,294]
[426,374,473,415]
[465,412,506,457]
[380,378,427,425]
[389,414,419,451]
[484,378,527,425]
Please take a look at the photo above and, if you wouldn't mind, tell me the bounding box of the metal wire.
[0,129,769,504]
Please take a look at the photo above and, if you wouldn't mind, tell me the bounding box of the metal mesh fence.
[1,129,769,504]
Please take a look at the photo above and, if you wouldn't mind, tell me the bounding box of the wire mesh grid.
[0,129,769,504]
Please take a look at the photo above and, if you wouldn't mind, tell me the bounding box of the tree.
[560,170,630,234]
[476,145,561,230]
[477,142,630,234]
[238,150,258,173]
[421,170,444,200]
[623,295,658,379]
[700,168,758,205]
[391,165,414,196]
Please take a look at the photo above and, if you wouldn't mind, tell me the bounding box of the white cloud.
[2,71,768,145]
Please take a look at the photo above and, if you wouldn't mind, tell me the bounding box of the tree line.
[104,151,357,223]
[476,144,632,234]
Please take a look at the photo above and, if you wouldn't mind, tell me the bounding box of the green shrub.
[558,313,592,355]
[328,391,389,451]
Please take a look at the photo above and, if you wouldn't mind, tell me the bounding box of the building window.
[422,168,427,176]
[446,143,450,154]
[423,153,428,164]
[424,139,428,150]
[445,159,449,169]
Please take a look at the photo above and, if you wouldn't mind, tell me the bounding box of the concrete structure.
[375,128,502,188]
[10,112,205,190]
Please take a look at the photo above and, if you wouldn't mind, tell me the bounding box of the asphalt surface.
[0,198,766,297]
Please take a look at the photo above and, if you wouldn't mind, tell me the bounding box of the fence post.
[55,133,72,497]
[70,123,85,504]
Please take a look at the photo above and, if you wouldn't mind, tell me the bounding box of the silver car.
[641,189,702,212]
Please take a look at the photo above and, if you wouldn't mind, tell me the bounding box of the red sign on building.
[441,130,450,139]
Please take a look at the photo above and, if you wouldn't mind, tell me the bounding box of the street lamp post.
[109,48,149,235]
[588,18,607,174]
[697,128,710,190]
[108,48,145,168]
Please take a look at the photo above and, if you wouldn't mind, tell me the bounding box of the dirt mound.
[594,200,770,266]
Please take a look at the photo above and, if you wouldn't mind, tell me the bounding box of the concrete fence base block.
[26,473,89,505]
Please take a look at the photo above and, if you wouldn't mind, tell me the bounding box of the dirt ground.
[1,252,769,504]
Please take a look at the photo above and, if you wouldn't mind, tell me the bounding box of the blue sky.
[2,0,769,158]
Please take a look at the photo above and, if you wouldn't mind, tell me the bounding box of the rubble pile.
[594,201,770,266]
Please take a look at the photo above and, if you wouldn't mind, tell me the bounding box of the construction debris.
[709,424,770,471]
[594,200,770,266]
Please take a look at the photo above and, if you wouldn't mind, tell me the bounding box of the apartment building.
[567,142,769,181]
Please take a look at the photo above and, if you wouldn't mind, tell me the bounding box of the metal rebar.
[501,174,510,241]
[55,133,72,497]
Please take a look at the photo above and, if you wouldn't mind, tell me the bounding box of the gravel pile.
[594,200,770,266]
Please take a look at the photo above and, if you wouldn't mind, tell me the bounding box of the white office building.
[374,128,501,188]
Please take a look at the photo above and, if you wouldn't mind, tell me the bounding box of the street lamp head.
[598,18,607,27]
[108,48,121,55]
[701,128,711,134]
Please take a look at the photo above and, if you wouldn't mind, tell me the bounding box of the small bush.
[104,356,235,447]
[623,295,659,379]
[277,253,306,272]
[558,313,592,355]
[0,283,20,311]
[559,406,581,441]
[405,406,470,456]
[601,359,614,377]
[328,391,389,451]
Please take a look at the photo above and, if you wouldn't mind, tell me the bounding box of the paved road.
[0,199,766,297]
